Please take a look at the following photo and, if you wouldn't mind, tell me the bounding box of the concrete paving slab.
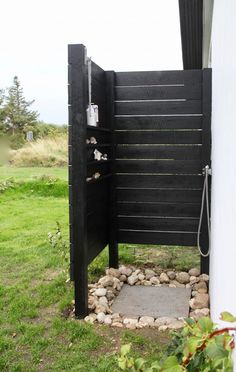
[112,285,191,318]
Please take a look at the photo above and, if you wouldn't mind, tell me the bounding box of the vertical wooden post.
[106,71,119,268]
[68,44,88,317]
[200,68,212,274]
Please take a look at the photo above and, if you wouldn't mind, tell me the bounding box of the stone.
[107,268,121,278]
[126,323,136,330]
[155,317,177,326]
[112,322,123,328]
[98,276,114,287]
[191,290,198,297]
[168,320,184,330]
[119,266,132,277]
[104,315,112,325]
[106,290,115,301]
[113,277,121,291]
[138,273,145,281]
[159,272,169,283]
[189,293,209,310]
[190,308,210,321]
[88,296,97,310]
[189,268,200,277]
[150,276,160,285]
[189,276,199,284]
[84,314,97,323]
[111,313,121,320]
[127,275,139,286]
[169,284,176,288]
[95,305,108,314]
[98,296,108,306]
[198,287,208,294]
[139,316,155,326]
[170,280,185,288]
[194,281,207,291]
[145,269,156,279]
[123,318,138,325]
[159,325,168,331]
[134,269,141,276]
[119,275,127,282]
[176,272,190,284]
[143,280,152,286]
[167,271,176,280]
[95,288,107,297]
[199,274,209,282]
[97,312,106,323]
[186,284,191,289]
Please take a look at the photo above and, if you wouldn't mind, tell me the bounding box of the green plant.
[0,178,15,193]
[118,312,236,371]
[48,221,69,268]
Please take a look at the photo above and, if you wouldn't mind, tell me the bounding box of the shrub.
[8,135,68,167]
[118,312,236,371]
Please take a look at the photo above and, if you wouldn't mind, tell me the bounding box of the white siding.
[210,0,236,368]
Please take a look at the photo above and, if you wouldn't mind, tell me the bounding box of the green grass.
[0,166,200,371]
[0,166,68,181]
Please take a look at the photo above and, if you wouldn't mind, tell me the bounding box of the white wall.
[210,0,236,367]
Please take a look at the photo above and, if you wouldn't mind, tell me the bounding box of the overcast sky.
[0,0,182,124]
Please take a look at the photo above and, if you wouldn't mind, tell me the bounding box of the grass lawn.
[0,166,200,371]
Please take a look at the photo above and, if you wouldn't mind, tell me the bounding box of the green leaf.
[220,311,236,323]
[185,337,201,354]
[184,318,195,327]
[120,344,131,357]
[162,356,183,371]
[118,357,127,370]
[134,357,146,370]
[205,342,228,360]
[198,317,214,333]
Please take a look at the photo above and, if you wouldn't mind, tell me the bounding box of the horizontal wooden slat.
[115,70,202,86]
[115,130,202,144]
[116,174,202,188]
[117,201,200,218]
[115,84,201,100]
[116,100,202,115]
[115,116,202,130]
[118,216,198,232]
[115,159,202,174]
[116,145,201,160]
[118,230,197,246]
[117,188,201,203]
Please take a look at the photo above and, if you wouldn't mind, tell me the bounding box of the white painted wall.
[210,0,236,367]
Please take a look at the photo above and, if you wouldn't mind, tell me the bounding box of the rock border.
[75,266,210,330]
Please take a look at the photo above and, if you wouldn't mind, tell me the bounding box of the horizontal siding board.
[117,188,201,203]
[116,145,202,160]
[115,84,201,100]
[115,100,202,115]
[118,216,198,232]
[115,159,202,174]
[115,174,202,188]
[115,130,202,144]
[118,230,197,246]
[115,70,202,86]
[115,116,202,130]
[117,201,200,218]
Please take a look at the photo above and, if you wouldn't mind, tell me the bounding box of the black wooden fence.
[68,44,211,318]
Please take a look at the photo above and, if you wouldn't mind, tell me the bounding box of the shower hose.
[197,165,212,257]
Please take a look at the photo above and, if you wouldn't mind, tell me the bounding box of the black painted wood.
[116,145,202,160]
[118,216,198,232]
[116,100,202,115]
[200,69,212,274]
[118,230,197,246]
[117,202,201,218]
[115,116,202,130]
[117,188,201,203]
[116,174,202,188]
[115,130,202,144]
[68,44,88,318]
[115,84,202,100]
[116,70,202,86]
[115,159,202,174]
[106,71,119,268]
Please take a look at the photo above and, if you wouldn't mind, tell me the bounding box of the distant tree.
[0,89,6,131]
[3,76,38,135]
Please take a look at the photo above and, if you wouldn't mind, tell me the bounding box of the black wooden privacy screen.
[68,44,211,318]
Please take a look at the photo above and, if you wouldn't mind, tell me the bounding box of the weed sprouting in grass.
[0,178,15,193]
